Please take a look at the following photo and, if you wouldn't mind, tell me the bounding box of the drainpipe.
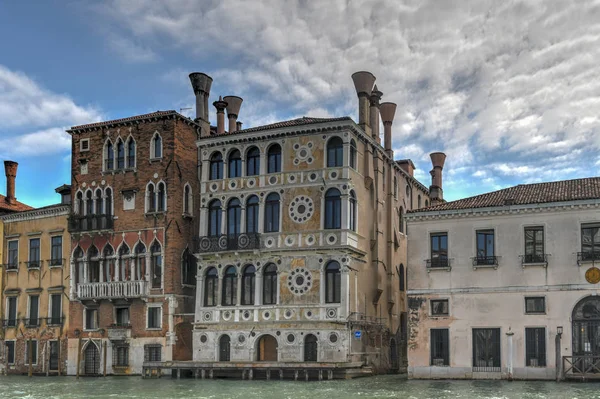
[506,329,514,381]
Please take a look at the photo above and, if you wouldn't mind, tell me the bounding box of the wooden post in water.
[28,338,33,377]
[103,341,107,377]
[76,336,82,379]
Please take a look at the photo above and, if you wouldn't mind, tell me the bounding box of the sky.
[1,0,600,208]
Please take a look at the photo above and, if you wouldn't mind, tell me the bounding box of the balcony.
[195,233,261,253]
[426,258,451,271]
[43,316,64,326]
[578,251,600,266]
[25,260,42,270]
[24,318,42,328]
[76,280,148,300]
[472,256,499,269]
[520,254,548,267]
[1,263,18,272]
[68,214,114,233]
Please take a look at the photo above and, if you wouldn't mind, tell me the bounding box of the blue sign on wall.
[354,330,362,339]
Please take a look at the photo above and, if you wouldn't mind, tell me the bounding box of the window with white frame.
[105,139,114,171]
[147,306,162,329]
[7,240,18,270]
[84,307,98,330]
[80,138,90,152]
[151,132,162,159]
[183,184,193,215]
[126,136,136,168]
[146,182,156,213]
[5,341,15,364]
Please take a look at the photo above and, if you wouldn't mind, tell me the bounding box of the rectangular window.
[525,327,546,367]
[147,306,161,329]
[115,307,130,327]
[85,308,98,330]
[472,328,501,372]
[144,345,162,362]
[28,295,40,327]
[431,299,449,316]
[25,340,38,365]
[581,223,600,261]
[430,233,448,268]
[6,297,17,327]
[524,227,544,263]
[430,329,450,366]
[49,294,62,325]
[5,341,15,364]
[28,238,40,268]
[113,344,129,367]
[475,229,495,265]
[7,240,18,269]
[51,236,63,266]
[80,138,90,152]
[525,297,545,314]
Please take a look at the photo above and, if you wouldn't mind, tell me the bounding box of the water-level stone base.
[409,366,557,380]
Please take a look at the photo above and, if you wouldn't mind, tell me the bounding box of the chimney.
[223,96,243,133]
[429,152,447,204]
[189,72,213,137]
[379,102,397,158]
[213,96,228,134]
[4,160,18,205]
[351,71,376,136]
[369,85,383,144]
[236,121,243,131]
[397,160,415,177]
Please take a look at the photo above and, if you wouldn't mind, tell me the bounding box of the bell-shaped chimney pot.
[223,96,243,133]
[351,71,376,134]
[379,102,397,157]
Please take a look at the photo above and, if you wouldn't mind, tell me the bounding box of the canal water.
[0,375,599,398]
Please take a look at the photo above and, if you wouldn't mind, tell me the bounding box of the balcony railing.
[76,280,148,300]
[472,256,499,268]
[68,214,114,233]
[48,258,65,267]
[520,254,548,266]
[43,316,64,326]
[24,318,42,328]
[564,355,600,379]
[2,319,18,328]
[195,233,261,253]
[25,260,42,270]
[426,258,451,270]
[1,263,18,271]
[578,251,600,265]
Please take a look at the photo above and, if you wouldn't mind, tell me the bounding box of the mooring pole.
[76,336,82,379]
[28,338,33,377]
[556,329,563,382]
[103,341,107,377]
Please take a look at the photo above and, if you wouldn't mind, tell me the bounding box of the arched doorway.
[304,334,318,362]
[84,343,100,375]
[256,335,278,361]
[219,335,231,361]
[390,338,399,371]
[572,296,600,357]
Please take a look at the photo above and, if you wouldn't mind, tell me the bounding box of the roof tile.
[0,194,34,213]
[207,116,353,137]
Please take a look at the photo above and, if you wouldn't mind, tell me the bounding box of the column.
[115,256,120,282]
[99,259,105,283]
[341,268,350,319]
[145,252,151,283]
[196,262,205,312]
[83,259,89,284]
[257,200,265,234]
[341,193,349,230]
[236,271,242,306]
[220,207,226,236]
[70,259,76,299]
[506,330,514,381]
[240,206,246,234]
[255,271,263,306]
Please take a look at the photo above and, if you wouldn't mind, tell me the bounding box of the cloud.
[107,34,158,63]
[0,128,71,157]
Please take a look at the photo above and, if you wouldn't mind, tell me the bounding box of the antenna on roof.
[180,107,193,113]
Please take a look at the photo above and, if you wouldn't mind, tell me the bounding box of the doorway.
[257,335,278,361]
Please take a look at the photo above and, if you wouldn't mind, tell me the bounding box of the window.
[116,139,125,169]
[246,195,259,234]
[210,152,223,180]
[227,198,241,236]
[146,183,156,212]
[115,307,130,327]
[219,335,231,362]
[327,137,343,167]
[324,188,341,229]
[157,182,166,212]
[103,245,115,282]
[398,208,404,234]
[525,327,546,367]
[49,294,62,325]
[525,297,545,314]
[228,149,242,178]
[86,190,93,215]
[425,200,429,207]
[5,341,15,364]
[150,241,162,289]
[88,246,100,283]
[134,242,146,282]
[399,264,405,291]
[74,247,84,284]
[25,340,38,365]
[28,295,40,327]
[94,189,103,216]
[6,297,17,327]
[524,226,544,263]
[80,138,90,152]
[476,229,495,264]
[127,138,136,168]
[241,265,255,305]
[263,264,277,305]
[204,267,218,307]
[267,144,281,173]
[152,133,162,159]
[394,176,398,199]
[430,233,448,268]
[431,299,449,316]
[418,195,422,208]
[246,146,260,176]
[118,244,130,282]
[105,188,113,216]
[85,308,98,330]
[222,266,237,306]
[325,261,341,303]
[208,200,222,236]
[184,185,192,215]
[113,344,129,367]
[105,140,114,170]
[182,248,197,286]
[581,223,600,261]
[28,238,40,268]
[7,240,18,269]
[304,334,318,362]
[430,329,449,366]
[472,328,501,372]
[147,306,162,329]
[144,345,162,362]
[349,139,357,169]
[349,190,357,232]
[76,191,84,215]
[264,193,280,233]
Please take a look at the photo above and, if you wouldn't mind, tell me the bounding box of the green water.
[0,375,599,398]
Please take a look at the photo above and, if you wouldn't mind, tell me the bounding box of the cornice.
[0,205,70,223]
[67,113,200,135]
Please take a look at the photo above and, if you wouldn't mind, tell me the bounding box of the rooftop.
[68,110,191,131]
[0,195,34,214]
[208,116,353,136]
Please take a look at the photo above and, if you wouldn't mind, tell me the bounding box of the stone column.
[257,200,265,234]
[506,329,514,380]
[220,207,226,236]
[240,206,246,234]
[69,258,76,299]
[341,268,350,319]
[115,256,120,282]
[83,259,89,284]
[196,262,205,312]
[256,270,263,305]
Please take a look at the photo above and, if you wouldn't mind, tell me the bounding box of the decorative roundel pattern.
[283,309,295,319]
[268,175,278,185]
[222,310,232,321]
[199,237,211,252]
[287,174,297,184]
[265,237,276,248]
[238,334,246,344]
[293,142,314,165]
[200,334,208,344]
[202,312,212,322]
[329,333,339,344]
[329,170,339,180]
[285,236,296,247]
[242,310,252,321]
[289,196,314,224]
[218,236,228,249]
[228,179,238,190]
[307,172,319,182]
[238,234,250,249]
[305,234,316,246]
[246,178,256,188]
[326,308,337,319]
[325,233,338,245]
[210,183,219,192]
[262,310,272,320]
[286,333,296,344]
[287,267,313,296]
[304,309,316,320]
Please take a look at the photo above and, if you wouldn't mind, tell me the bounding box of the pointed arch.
[104,138,114,171]
[183,183,193,215]
[146,182,156,213]
[104,187,113,217]
[151,131,163,159]
[157,181,166,212]
[76,190,84,215]
[115,137,125,169]
[182,247,197,286]
[73,246,85,285]
[150,240,163,288]
[126,135,136,168]
[88,245,100,283]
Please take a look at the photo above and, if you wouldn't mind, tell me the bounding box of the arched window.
[228,149,242,178]
[105,140,114,170]
[76,191,84,215]
[104,188,113,229]
[134,242,146,281]
[118,244,130,281]
[246,146,260,176]
[350,139,357,169]
[264,193,280,233]
[152,133,162,159]
[267,144,281,173]
[227,198,241,236]
[219,335,231,362]
[146,183,156,212]
[116,139,125,169]
[204,267,218,307]
[88,246,100,283]
[399,207,404,233]
[425,199,429,207]
[324,188,341,229]
[74,247,84,285]
[94,189,103,216]
[394,176,398,199]
[349,190,357,232]
[304,334,318,362]
[418,195,422,208]
[103,245,115,282]
[325,261,341,303]
[263,264,277,305]
[150,241,162,288]
[184,184,192,215]
[182,248,196,286]
[85,191,93,215]
[208,200,222,236]
[222,266,237,306]
[327,137,343,167]
[157,182,166,212]
[246,195,259,234]
[127,138,136,168]
[399,264,405,292]
[241,265,255,305]
[209,152,223,180]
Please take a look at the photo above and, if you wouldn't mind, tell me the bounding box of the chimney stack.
[429,152,447,204]
[4,160,18,205]
[223,96,243,133]
[213,96,228,134]
[379,102,397,158]
[189,72,213,137]
[351,71,376,136]
[369,85,383,144]
[236,121,243,131]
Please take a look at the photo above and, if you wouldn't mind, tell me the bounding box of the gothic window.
[127,137,136,168]
[245,195,259,234]
[399,207,404,233]
[146,183,156,213]
[134,242,146,281]
[151,133,162,159]
[183,184,192,215]
[228,149,242,178]
[325,261,341,303]
[118,244,130,281]
[87,246,100,283]
[222,266,237,306]
[103,245,115,282]
[267,144,281,173]
[418,195,422,208]
[349,190,357,232]
[246,146,260,176]
[227,198,241,236]
[264,193,280,233]
[105,140,114,171]
[116,139,125,170]
[210,152,223,180]
[150,241,162,289]
[85,190,94,216]
[74,247,84,285]
[349,139,357,169]
[76,191,84,215]
[208,200,222,236]
[263,264,277,305]
[324,188,341,229]
[241,265,255,305]
[204,267,218,307]
[94,189,103,216]
[157,182,166,212]
[326,136,343,167]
